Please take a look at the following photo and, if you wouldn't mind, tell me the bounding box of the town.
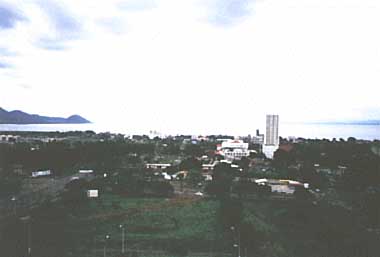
[0,115,380,257]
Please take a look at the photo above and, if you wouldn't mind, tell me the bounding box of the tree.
[205,163,235,199]
[273,149,294,169]
[61,178,88,210]
[178,157,201,171]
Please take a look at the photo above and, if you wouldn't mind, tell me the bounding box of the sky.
[0,0,379,134]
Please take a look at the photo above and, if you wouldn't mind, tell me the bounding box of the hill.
[0,107,90,124]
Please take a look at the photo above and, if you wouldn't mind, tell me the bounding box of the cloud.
[97,17,127,34]
[0,2,26,29]
[0,46,15,56]
[35,0,82,50]
[16,83,32,89]
[118,0,157,12]
[0,61,11,69]
[204,0,255,26]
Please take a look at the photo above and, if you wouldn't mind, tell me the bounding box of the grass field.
[64,193,225,255]
[63,192,354,257]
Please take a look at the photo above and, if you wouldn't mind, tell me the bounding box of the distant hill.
[0,108,90,124]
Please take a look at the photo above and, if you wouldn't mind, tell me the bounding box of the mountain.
[0,108,90,124]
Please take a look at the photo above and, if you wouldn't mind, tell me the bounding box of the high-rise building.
[263,115,279,159]
[265,115,279,145]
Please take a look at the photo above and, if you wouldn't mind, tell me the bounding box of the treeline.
[273,139,380,188]
[0,141,155,176]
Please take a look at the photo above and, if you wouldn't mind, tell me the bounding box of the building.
[251,129,264,145]
[31,170,51,178]
[263,115,279,159]
[87,190,99,198]
[202,163,216,172]
[79,169,94,174]
[145,163,172,170]
[263,145,278,159]
[216,139,249,160]
[265,115,279,145]
[255,179,309,194]
[336,166,347,176]
[0,134,19,143]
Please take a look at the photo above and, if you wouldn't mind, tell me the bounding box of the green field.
[64,193,226,256]
[41,191,378,257]
[63,193,304,257]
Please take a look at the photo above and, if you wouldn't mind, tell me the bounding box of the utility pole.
[27,220,31,256]
[238,229,241,257]
[104,235,110,257]
[20,216,31,256]
[119,224,125,254]
[11,196,17,216]
[231,226,241,257]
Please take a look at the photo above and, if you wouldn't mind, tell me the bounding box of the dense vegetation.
[1,134,380,256]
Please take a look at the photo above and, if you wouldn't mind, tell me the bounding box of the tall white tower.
[265,115,279,145]
[263,114,279,159]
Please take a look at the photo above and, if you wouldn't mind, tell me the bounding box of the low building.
[79,169,94,174]
[262,145,279,159]
[0,134,19,143]
[254,178,308,195]
[87,190,99,198]
[202,162,217,172]
[336,165,347,176]
[216,139,249,161]
[145,163,172,170]
[203,174,213,181]
[31,170,51,178]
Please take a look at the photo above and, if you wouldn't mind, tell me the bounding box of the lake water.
[0,123,379,140]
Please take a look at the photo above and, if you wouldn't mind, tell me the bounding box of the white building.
[216,139,249,160]
[254,179,309,194]
[87,190,99,198]
[263,115,279,159]
[79,169,94,174]
[263,145,279,159]
[145,163,172,170]
[31,170,51,178]
[266,115,279,145]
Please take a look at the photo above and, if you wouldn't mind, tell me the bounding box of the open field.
[63,193,225,256]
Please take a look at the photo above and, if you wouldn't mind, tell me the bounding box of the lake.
[0,123,379,140]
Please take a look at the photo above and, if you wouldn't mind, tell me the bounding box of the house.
[254,178,309,195]
[145,163,172,170]
[336,166,347,176]
[79,169,94,174]
[161,172,172,180]
[202,163,217,172]
[87,190,99,198]
[0,134,19,143]
[31,170,51,178]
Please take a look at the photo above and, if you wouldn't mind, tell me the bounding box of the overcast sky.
[1,0,379,133]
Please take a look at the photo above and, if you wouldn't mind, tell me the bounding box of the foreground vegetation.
[1,132,380,256]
